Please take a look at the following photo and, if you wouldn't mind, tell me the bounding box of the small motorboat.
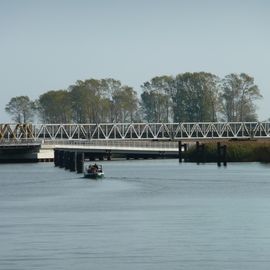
[84,163,104,179]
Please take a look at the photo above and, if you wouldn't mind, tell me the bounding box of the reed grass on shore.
[185,140,270,162]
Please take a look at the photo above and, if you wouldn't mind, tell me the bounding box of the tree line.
[5,72,262,123]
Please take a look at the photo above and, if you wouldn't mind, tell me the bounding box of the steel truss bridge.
[1,122,270,142]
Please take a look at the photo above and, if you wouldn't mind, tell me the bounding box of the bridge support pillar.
[62,151,68,168]
[178,141,187,162]
[54,150,60,167]
[217,142,227,167]
[106,150,111,161]
[69,152,76,172]
[59,151,65,168]
[89,155,95,161]
[196,141,205,164]
[64,151,71,170]
[76,152,84,174]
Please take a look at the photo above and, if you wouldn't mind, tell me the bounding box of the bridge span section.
[0,140,179,163]
[1,122,270,141]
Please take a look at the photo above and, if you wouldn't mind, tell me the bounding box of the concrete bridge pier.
[106,150,111,160]
[69,152,76,172]
[54,150,60,167]
[64,151,70,170]
[64,151,74,171]
[58,151,65,168]
[89,154,96,161]
[76,152,84,174]
[196,141,205,164]
[98,155,104,161]
[54,150,84,173]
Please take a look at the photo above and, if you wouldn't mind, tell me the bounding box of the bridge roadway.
[53,139,178,158]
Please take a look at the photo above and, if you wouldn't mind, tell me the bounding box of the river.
[1,160,270,270]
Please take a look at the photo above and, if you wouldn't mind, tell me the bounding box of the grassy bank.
[185,140,270,163]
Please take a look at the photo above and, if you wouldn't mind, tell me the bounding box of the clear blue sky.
[1,0,269,122]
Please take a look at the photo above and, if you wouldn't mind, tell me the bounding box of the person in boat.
[87,164,95,173]
[93,163,98,173]
[88,163,98,173]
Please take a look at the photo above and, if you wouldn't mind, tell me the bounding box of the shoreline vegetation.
[185,140,270,163]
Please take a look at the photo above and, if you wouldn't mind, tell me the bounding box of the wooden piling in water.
[59,151,64,168]
[69,152,76,172]
[54,150,59,167]
[107,151,111,161]
[196,141,205,164]
[64,151,70,170]
[76,152,84,173]
[217,142,227,167]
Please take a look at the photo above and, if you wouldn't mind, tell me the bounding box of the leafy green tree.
[69,79,104,123]
[172,72,220,122]
[112,86,138,122]
[38,90,72,123]
[69,78,119,123]
[5,96,35,123]
[99,78,122,122]
[220,73,262,121]
[140,91,157,122]
[140,76,173,122]
[202,73,221,121]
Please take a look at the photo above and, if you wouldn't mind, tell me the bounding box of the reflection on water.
[0,161,270,270]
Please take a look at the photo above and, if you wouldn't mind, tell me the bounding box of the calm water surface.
[1,160,270,270]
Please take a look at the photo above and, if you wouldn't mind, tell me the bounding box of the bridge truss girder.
[0,122,270,142]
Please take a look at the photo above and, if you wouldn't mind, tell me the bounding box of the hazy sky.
[1,0,269,122]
